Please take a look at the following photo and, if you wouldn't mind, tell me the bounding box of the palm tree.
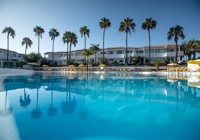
[196,40,200,56]
[119,17,136,65]
[69,32,78,63]
[99,17,111,63]
[33,26,45,55]
[63,31,71,65]
[80,26,90,50]
[167,25,185,63]
[82,49,94,71]
[90,44,100,65]
[49,28,59,65]
[180,39,200,60]
[2,27,16,61]
[142,17,157,65]
[21,37,33,58]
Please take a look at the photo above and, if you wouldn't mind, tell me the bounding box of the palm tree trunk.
[86,56,88,71]
[84,35,86,50]
[25,45,27,59]
[125,32,128,66]
[7,34,9,61]
[148,29,151,65]
[95,52,96,65]
[193,52,196,59]
[102,28,105,63]
[69,43,72,63]
[175,39,178,63]
[38,35,40,55]
[66,43,69,65]
[52,39,55,65]
[84,35,86,62]
[188,54,191,60]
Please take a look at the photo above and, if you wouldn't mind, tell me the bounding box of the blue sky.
[0,0,199,55]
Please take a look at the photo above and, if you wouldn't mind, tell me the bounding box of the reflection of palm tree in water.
[0,83,13,116]
[79,95,88,120]
[124,80,128,113]
[61,78,77,114]
[169,82,185,121]
[79,73,89,120]
[31,86,42,119]
[98,78,110,125]
[19,87,31,108]
[47,80,57,116]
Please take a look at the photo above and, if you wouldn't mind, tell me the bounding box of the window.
[75,52,81,56]
[108,51,113,54]
[155,49,160,53]
[155,49,165,53]
[145,49,154,53]
[127,50,132,53]
[137,50,143,54]
[101,52,106,54]
[167,49,174,52]
[117,50,123,54]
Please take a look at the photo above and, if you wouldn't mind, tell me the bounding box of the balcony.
[166,51,184,57]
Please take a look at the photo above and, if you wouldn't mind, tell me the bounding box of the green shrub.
[38,57,49,66]
[26,52,42,62]
[16,60,27,68]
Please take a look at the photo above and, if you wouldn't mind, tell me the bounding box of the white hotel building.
[44,44,184,65]
[0,48,24,67]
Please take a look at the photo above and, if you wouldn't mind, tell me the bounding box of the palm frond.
[34,26,45,38]
[49,28,59,40]
[2,26,16,38]
[99,17,111,29]
[119,17,136,35]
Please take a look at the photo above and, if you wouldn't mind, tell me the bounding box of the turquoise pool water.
[0,72,200,140]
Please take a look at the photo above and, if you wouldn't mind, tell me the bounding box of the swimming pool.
[0,72,200,140]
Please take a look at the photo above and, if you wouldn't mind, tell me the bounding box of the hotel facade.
[44,44,184,65]
[0,48,24,67]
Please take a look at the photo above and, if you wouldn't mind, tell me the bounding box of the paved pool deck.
[0,68,35,77]
[0,68,200,77]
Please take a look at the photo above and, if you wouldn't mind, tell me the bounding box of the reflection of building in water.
[188,75,200,89]
[2,73,200,108]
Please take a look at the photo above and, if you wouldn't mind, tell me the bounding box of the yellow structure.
[188,60,200,72]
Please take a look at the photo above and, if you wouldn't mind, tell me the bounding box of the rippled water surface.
[0,72,200,140]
